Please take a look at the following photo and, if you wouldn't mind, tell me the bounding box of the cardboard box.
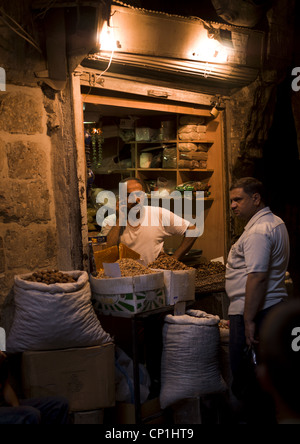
[90,272,165,317]
[22,343,115,412]
[93,244,140,270]
[116,398,166,424]
[152,269,196,305]
[72,409,104,424]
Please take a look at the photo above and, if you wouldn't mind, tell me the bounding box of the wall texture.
[0,1,84,332]
[225,0,300,295]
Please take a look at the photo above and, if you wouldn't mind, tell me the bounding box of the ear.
[252,192,261,206]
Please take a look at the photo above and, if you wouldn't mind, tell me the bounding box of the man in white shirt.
[103,178,198,265]
[226,177,290,422]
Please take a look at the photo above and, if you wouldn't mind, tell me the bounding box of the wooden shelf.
[178,140,214,144]
[136,168,214,173]
[131,140,214,145]
[131,140,178,145]
[146,194,214,202]
[177,169,214,173]
[137,168,174,172]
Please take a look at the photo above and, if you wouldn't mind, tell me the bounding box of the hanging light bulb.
[99,20,117,52]
[192,29,229,63]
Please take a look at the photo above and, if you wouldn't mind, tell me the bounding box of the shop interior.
[80,86,230,424]
[83,95,227,262]
[1,0,298,427]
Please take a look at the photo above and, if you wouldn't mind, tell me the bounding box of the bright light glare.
[192,35,228,63]
[99,21,117,52]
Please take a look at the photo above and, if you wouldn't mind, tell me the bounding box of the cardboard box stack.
[8,270,116,424]
[22,344,115,421]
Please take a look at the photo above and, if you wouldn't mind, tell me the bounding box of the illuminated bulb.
[99,21,117,52]
[192,34,229,63]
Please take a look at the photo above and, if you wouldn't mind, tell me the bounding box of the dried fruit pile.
[149,253,193,271]
[97,258,158,278]
[196,261,225,278]
[25,270,76,285]
[195,261,226,292]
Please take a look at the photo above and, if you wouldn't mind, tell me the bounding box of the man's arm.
[244,271,268,346]
[106,200,127,247]
[106,221,122,247]
[172,225,198,261]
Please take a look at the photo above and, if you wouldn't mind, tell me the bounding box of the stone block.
[4,226,57,270]
[6,141,48,180]
[0,180,51,226]
[0,93,43,134]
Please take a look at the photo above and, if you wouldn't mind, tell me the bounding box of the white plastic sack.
[115,347,150,404]
[7,271,112,353]
[160,310,227,409]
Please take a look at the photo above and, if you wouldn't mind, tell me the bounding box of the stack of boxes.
[9,271,116,424]
[22,344,115,424]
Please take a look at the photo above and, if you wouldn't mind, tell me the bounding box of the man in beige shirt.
[104,177,199,265]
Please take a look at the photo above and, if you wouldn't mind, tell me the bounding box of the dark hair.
[120,177,145,190]
[230,177,267,204]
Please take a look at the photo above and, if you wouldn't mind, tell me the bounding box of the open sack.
[7,271,112,353]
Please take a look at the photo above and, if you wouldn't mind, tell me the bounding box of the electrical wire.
[34,0,59,20]
[0,7,42,53]
[0,6,37,43]
[82,47,115,103]
[96,48,114,80]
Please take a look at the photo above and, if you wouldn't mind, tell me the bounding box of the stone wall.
[0,82,84,332]
[0,85,55,329]
[0,0,85,331]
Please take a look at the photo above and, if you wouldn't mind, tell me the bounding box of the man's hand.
[244,271,268,346]
[172,225,197,261]
[244,320,259,347]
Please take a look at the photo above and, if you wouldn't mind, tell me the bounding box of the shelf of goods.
[124,113,225,261]
[86,109,226,263]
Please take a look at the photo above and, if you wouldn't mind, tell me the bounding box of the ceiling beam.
[78,66,222,107]
[82,94,214,116]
